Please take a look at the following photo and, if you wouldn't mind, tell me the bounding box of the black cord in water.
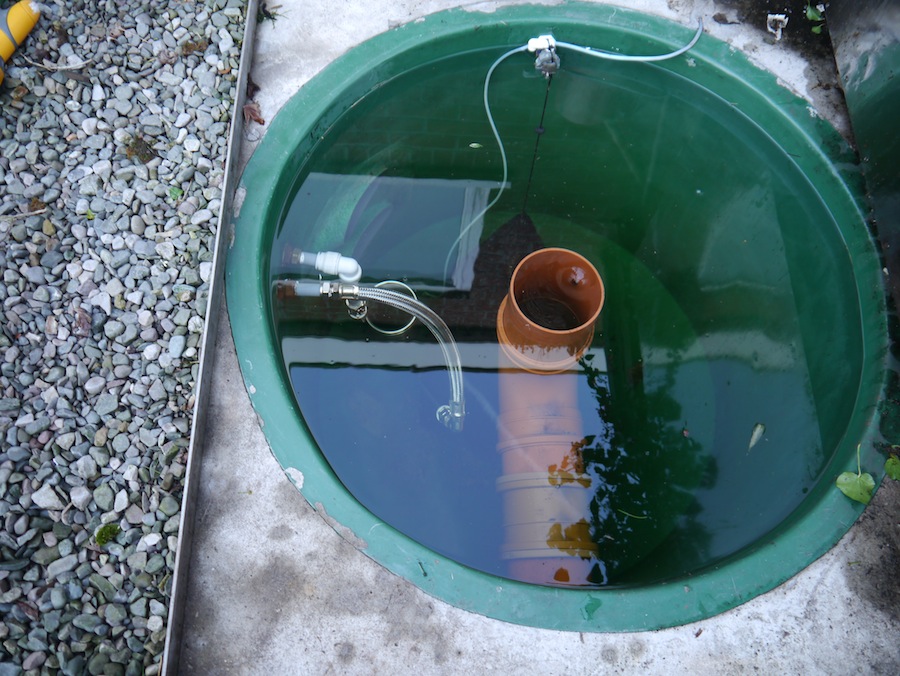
[521,74,554,215]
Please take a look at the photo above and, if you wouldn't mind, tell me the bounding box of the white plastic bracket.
[527,34,557,53]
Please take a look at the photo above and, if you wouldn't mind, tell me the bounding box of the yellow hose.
[0,0,41,86]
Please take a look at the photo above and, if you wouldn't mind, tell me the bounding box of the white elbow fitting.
[314,251,362,283]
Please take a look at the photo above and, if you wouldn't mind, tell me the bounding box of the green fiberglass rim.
[227,3,889,631]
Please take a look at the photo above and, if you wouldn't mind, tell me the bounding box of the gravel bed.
[0,0,246,673]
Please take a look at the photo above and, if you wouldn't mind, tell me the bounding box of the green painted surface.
[228,3,889,631]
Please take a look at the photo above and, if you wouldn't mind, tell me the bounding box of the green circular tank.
[227,3,890,631]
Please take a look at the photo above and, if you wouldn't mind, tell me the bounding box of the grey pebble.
[114,489,129,513]
[143,343,162,361]
[95,393,118,416]
[93,484,115,511]
[31,484,65,510]
[106,603,128,625]
[73,455,99,480]
[70,485,93,509]
[168,335,186,359]
[159,495,180,516]
[72,613,104,632]
[46,554,79,579]
[24,266,46,284]
[7,446,29,462]
[84,376,106,395]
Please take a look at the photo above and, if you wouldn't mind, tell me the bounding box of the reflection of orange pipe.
[496,248,604,586]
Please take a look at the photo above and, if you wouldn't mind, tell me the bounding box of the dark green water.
[268,47,863,586]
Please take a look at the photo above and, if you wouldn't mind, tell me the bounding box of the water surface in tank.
[267,46,861,586]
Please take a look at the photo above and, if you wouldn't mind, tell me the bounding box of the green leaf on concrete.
[805,2,823,22]
[886,455,900,481]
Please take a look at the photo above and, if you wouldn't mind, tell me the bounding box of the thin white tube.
[557,19,703,63]
[441,20,703,284]
[442,44,528,285]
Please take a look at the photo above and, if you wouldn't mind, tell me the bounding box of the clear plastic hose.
[355,286,465,431]
[280,278,465,430]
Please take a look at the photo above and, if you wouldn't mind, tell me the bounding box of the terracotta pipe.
[496,248,604,586]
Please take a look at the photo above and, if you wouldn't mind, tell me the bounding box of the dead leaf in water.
[748,422,765,451]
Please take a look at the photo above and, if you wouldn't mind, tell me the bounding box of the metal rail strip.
[161,0,259,671]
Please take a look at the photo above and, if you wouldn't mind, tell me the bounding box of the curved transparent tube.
[355,286,466,431]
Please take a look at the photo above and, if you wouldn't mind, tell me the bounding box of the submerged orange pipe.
[496,248,604,586]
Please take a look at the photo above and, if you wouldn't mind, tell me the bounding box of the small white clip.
[766,14,788,41]
[527,34,557,53]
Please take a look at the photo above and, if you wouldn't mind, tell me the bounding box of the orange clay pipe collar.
[0,0,41,86]
[497,247,604,374]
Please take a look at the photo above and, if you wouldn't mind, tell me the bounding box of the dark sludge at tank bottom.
[265,46,863,587]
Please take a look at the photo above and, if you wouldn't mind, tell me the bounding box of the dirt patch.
[845,479,900,624]
[715,0,834,60]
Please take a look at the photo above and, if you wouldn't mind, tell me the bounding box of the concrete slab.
[173,1,900,673]
[180,305,900,674]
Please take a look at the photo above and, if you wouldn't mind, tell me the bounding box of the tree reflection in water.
[539,352,717,586]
